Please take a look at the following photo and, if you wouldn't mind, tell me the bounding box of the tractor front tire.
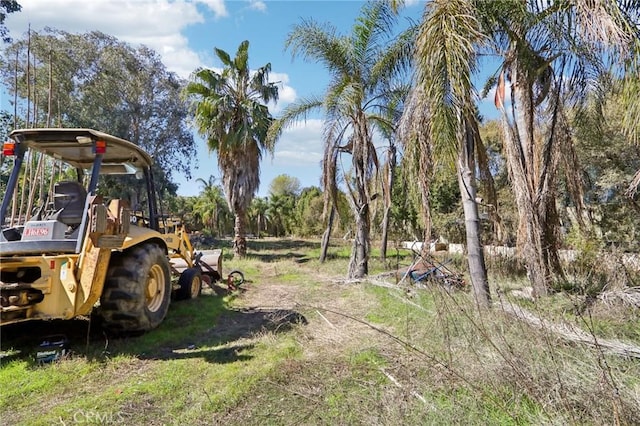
[100,243,171,334]
[176,267,202,300]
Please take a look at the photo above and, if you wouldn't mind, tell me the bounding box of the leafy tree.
[621,60,640,196]
[268,174,301,197]
[248,197,269,237]
[294,186,324,237]
[388,164,422,241]
[184,40,278,257]
[428,165,465,244]
[268,0,415,278]
[266,192,296,237]
[572,86,640,251]
[0,111,18,194]
[1,29,196,204]
[164,194,200,232]
[0,0,20,42]
[193,176,230,237]
[0,110,13,138]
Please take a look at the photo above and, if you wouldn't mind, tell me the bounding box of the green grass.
[1,315,305,425]
[1,238,639,425]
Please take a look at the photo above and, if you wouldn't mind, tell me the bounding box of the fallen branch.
[379,368,427,405]
[499,299,640,359]
[331,278,364,285]
[598,287,640,308]
[316,310,336,329]
[366,278,399,289]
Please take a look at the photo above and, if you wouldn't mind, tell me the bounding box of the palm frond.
[214,47,233,68]
[184,40,279,221]
[250,63,279,104]
[234,40,250,73]
[266,95,323,145]
[352,0,396,74]
[370,23,417,89]
[418,0,485,162]
[620,60,640,144]
[285,19,351,76]
[568,0,636,54]
[397,84,434,237]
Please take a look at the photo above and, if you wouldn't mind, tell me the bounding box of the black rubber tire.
[176,267,202,300]
[99,243,171,334]
[227,270,245,290]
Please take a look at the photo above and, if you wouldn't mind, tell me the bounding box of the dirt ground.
[0,267,373,360]
[207,267,380,354]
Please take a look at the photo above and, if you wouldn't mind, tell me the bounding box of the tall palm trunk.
[380,144,396,263]
[498,61,564,298]
[319,206,335,263]
[348,199,370,278]
[233,210,247,257]
[256,212,262,237]
[380,204,391,262]
[320,143,339,264]
[347,113,373,278]
[501,113,552,297]
[348,164,371,277]
[459,118,490,307]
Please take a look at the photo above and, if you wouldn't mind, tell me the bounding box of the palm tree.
[267,0,415,278]
[400,0,491,307]
[266,192,295,237]
[408,0,638,302]
[398,84,434,253]
[248,197,269,237]
[193,176,227,236]
[377,88,406,263]
[406,0,638,302]
[480,0,639,297]
[184,40,278,257]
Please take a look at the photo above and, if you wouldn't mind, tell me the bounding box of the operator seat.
[53,181,88,226]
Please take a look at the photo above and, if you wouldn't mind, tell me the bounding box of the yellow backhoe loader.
[0,128,226,334]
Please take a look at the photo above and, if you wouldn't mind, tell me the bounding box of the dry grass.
[1,238,639,425]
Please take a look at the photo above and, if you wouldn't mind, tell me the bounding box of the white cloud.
[278,85,297,104]
[269,71,288,85]
[5,0,293,97]
[196,0,228,18]
[247,0,267,12]
[272,119,324,166]
[2,0,326,195]
[267,72,297,113]
[8,1,207,36]
[4,0,219,78]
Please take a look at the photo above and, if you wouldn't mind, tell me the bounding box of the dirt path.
[218,270,385,358]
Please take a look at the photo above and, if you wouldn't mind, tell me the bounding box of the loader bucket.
[170,249,222,282]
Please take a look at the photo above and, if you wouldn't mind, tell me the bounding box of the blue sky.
[4,0,498,197]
